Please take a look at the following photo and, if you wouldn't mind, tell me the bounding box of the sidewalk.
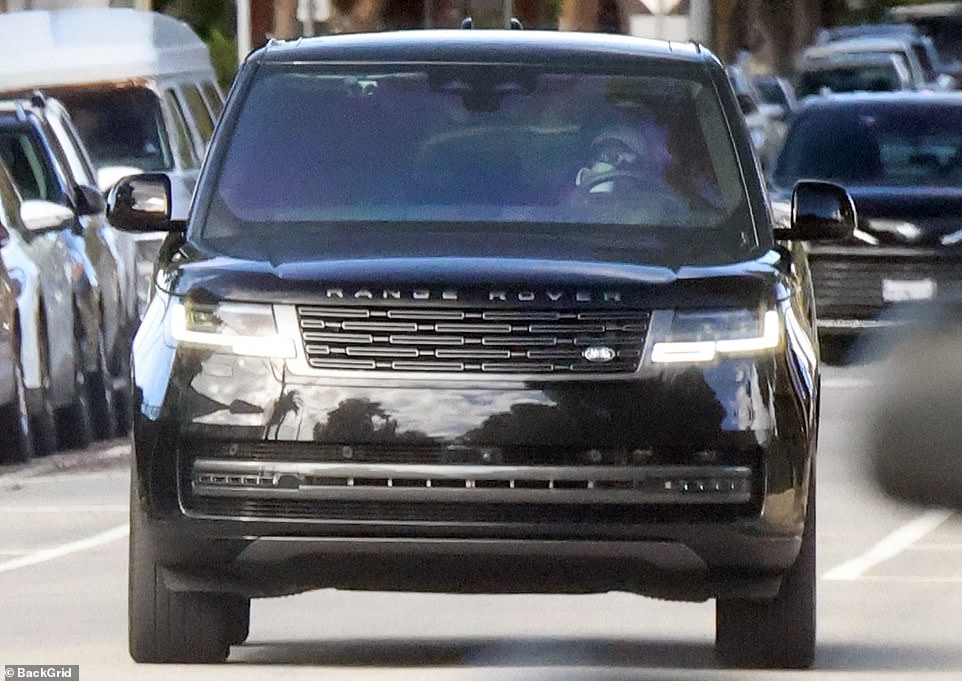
[0,438,129,482]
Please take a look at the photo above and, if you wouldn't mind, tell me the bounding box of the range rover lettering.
[108,29,855,669]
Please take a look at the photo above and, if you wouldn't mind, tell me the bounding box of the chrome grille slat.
[190,460,754,506]
[297,305,650,374]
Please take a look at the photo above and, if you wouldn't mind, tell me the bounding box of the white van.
[0,8,225,314]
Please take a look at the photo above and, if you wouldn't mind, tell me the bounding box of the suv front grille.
[296,306,649,374]
[810,251,962,320]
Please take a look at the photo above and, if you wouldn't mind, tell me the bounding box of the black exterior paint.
[125,31,827,603]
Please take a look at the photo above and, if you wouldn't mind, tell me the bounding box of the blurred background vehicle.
[795,52,915,98]
[0,96,134,439]
[0,219,30,464]
[751,73,798,120]
[769,91,962,363]
[0,7,224,318]
[797,35,934,91]
[0,159,88,454]
[725,64,784,169]
[814,22,950,88]
[888,2,962,83]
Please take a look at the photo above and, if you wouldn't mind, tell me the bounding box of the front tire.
[87,329,117,440]
[128,495,232,663]
[715,476,816,669]
[56,330,93,450]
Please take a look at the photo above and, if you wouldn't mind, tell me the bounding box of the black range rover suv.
[108,29,855,668]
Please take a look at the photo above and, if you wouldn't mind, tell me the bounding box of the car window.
[200,80,225,119]
[201,65,752,263]
[0,130,58,201]
[796,62,904,97]
[163,89,200,170]
[179,83,216,150]
[0,160,25,228]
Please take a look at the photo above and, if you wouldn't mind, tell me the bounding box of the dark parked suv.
[109,30,855,668]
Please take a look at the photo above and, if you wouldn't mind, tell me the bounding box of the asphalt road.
[2,362,962,681]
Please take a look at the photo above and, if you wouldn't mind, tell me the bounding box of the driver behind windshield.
[575,121,673,196]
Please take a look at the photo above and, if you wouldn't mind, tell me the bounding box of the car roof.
[807,35,919,52]
[0,8,214,91]
[796,90,962,110]
[800,51,907,67]
[819,23,920,42]
[254,29,715,68]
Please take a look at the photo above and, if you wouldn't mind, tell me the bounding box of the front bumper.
[134,356,814,600]
[130,298,816,602]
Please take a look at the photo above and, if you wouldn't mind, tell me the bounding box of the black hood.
[161,250,786,310]
[847,186,962,246]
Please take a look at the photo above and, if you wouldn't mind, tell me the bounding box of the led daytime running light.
[652,310,781,363]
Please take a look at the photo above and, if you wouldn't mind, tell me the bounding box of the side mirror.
[106,173,173,233]
[773,180,856,241]
[20,199,75,233]
[74,183,106,217]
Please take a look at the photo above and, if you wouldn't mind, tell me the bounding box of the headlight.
[168,300,296,358]
[869,219,922,242]
[651,309,782,364]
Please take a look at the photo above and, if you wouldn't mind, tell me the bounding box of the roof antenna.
[461,0,521,29]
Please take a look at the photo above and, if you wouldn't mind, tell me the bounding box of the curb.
[0,439,130,483]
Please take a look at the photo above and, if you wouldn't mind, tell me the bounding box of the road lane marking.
[823,509,953,581]
[0,523,128,574]
[853,576,962,583]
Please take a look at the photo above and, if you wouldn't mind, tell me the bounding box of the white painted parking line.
[0,523,129,574]
[854,576,962,584]
[823,509,953,581]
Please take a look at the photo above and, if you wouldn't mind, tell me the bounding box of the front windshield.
[796,63,902,97]
[199,64,753,264]
[48,86,173,172]
[773,102,962,189]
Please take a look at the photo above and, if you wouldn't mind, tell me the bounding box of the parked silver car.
[0,154,96,452]
[0,210,29,464]
[3,96,138,434]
